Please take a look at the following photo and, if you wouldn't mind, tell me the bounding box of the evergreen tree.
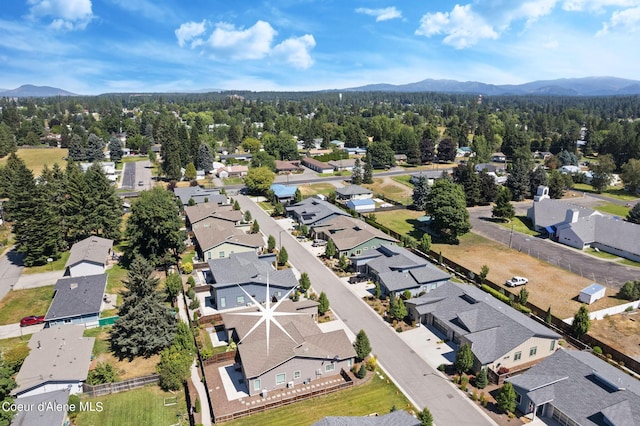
[475,368,488,389]
[454,343,474,374]
[0,122,17,158]
[318,291,330,315]
[278,246,288,266]
[363,151,373,184]
[424,179,471,243]
[418,407,433,426]
[354,329,371,362]
[84,163,122,240]
[196,143,214,172]
[412,175,430,210]
[571,304,591,339]
[351,158,362,184]
[68,134,85,161]
[548,169,572,199]
[590,154,616,193]
[518,287,529,305]
[627,203,640,224]
[454,163,481,207]
[390,296,407,321]
[267,235,276,252]
[184,162,197,181]
[110,256,177,360]
[86,133,105,162]
[233,199,240,210]
[244,210,252,222]
[125,187,186,265]
[419,129,436,164]
[419,233,432,253]
[0,362,17,425]
[545,306,553,323]
[621,159,640,194]
[492,187,515,222]
[109,137,123,163]
[64,162,92,242]
[478,170,498,205]
[299,272,311,291]
[251,219,260,234]
[325,239,337,258]
[505,159,530,201]
[496,382,517,414]
[294,188,303,203]
[529,166,548,198]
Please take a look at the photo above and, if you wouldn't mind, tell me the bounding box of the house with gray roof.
[174,186,228,206]
[311,216,397,258]
[12,325,94,397]
[406,282,561,375]
[313,410,419,426]
[335,184,373,200]
[192,219,263,261]
[44,274,107,327]
[508,348,640,424]
[184,203,243,228]
[328,158,357,172]
[350,244,450,297]
[64,236,113,277]
[221,299,356,396]
[12,389,70,425]
[301,157,334,173]
[207,252,297,310]
[287,198,350,226]
[528,187,640,261]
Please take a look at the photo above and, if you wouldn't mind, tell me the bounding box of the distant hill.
[344,77,640,96]
[0,84,78,97]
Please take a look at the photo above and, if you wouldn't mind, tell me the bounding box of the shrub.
[481,284,511,304]
[68,394,81,419]
[187,288,196,299]
[475,368,488,389]
[182,262,193,274]
[452,375,460,385]
[593,346,603,355]
[365,356,377,371]
[86,362,118,385]
[625,305,635,312]
[396,326,403,333]
[187,276,195,288]
[200,348,213,360]
[437,364,447,372]
[189,298,201,310]
[194,398,201,413]
[479,392,487,407]
[356,364,367,379]
[471,390,478,401]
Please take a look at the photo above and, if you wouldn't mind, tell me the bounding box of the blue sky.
[1,0,639,94]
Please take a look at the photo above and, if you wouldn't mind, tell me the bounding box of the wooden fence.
[202,350,237,367]
[198,313,222,326]
[83,374,160,397]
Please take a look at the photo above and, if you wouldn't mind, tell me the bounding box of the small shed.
[578,283,606,304]
[346,198,376,213]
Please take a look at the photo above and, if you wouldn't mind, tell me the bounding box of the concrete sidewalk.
[0,323,43,339]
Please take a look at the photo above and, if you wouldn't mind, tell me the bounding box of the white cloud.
[355,7,402,22]
[175,20,207,48]
[598,5,640,34]
[27,0,93,30]
[208,21,277,60]
[507,0,558,26]
[271,34,316,69]
[415,4,498,48]
[562,0,638,12]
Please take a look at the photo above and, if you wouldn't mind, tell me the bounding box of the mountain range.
[2,77,640,97]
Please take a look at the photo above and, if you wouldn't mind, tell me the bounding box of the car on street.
[20,315,45,327]
[138,180,144,186]
[505,276,528,287]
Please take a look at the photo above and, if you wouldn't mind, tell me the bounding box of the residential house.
[220,153,253,162]
[64,236,113,277]
[409,171,438,185]
[344,147,367,155]
[491,152,507,162]
[184,203,243,229]
[287,198,350,226]
[406,282,561,375]
[192,220,263,261]
[301,157,334,174]
[350,244,450,297]
[559,165,581,174]
[80,161,117,183]
[474,163,505,174]
[456,147,474,158]
[307,149,333,157]
[275,160,302,174]
[508,349,640,424]
[44,274,108,327]
[335,185,373,201]
[207,252,297,310]
[12,325,94,397]
[217,165,249,178]
[313,411,419,426]
[174,187,228,206]
[346,198,376,213]
[328,158,356,172]
[528,188,640,261]
[394,154,408,164]
[329,140,345,149]
[221,299,356,396]
[270,184,299,204]
[311,216,398,258]
[12,389,70,425]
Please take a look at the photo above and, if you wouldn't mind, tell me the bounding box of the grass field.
[374,209,425,239]
[106,264,128,296]
[226,371,415,426]
[0,336,30,358]
[363,177,414,205]
[298,182,338,198]
[494,215,539,236]
[22,251,70,274]
[0,285,55,325]
[75,385,187,426]
[572,183,639,201]
[0,148,68,176]
[391,175,414,188]
[593,202,630,217]
[223,177,244,185]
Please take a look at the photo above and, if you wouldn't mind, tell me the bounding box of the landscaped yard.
[593,202,630,217]
[0,147,68,176]
[22,251,70,274]
[374,209,425,239]
[0,285,55,325]
[493,215,539,237]
[106,264,128,295]
[298,182,339,198]
[363,177,414,205]
[75,385,187,426]
[225,370,415,426]
[222,177,244,185]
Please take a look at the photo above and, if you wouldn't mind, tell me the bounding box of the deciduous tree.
[424,179,471,243]
[496,382,517,414]
[318,291,330,315]
[244,166,275,195]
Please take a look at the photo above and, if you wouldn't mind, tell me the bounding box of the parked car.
[505,276,528,287]
[312,239,327,247]
[137,180,144,186]
[20,315,45,327]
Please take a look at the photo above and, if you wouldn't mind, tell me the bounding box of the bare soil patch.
[588,311,640,358]
[363,177,413,205]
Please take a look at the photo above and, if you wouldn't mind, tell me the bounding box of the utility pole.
[509,223,514,249]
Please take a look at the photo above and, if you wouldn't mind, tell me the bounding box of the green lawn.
[586,247,619,260]
[593,202,630,217]
[83,326,112,357]
[223,177,244,185]
[0,336,30,357]
[619,258,640,268]
[181,249,196,265]
[572,183,639,201]
[494,215,539,236]
[106,264,128,295]
[258,201,275,212]
[391,175,414,188]
[0,147,68,176]
[22,251,70,274]
[0,285,55,325]
[373,210,425,239]
[226,371,415,426]
[75,385,187,426]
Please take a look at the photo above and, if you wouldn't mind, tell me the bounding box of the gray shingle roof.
[65,236,113,269]
[208,252,297,289]
[594,215,640,256]
[407,282,560,364]
[335,184,372,197]
[192,219,264,252]
[184,202,242,225]
[13,325,94,395]
[174,187,227,206]
[529,198,598,228]
[313,410,419,426]
[44,274,107,322]
[311,216,397,251]
[287,198,350,225]
[13,389,70,426]
[508,349,640,426]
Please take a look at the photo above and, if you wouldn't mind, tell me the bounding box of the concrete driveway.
[0,248,23,301]
[0,322,43,339]
[235,194,496,426]
[13,270,63,290]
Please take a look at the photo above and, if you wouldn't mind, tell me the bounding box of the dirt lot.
[588,311,640,358]
[432,233,623,320]
[363,177,413,205]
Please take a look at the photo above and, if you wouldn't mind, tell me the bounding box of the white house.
[578,283,606,304]
[64,236,113,277]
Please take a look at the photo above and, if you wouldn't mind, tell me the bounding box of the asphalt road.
[235,194,495,426]
[135,160,153,190]
[468,204,640,289]
[0,248,24,301]
[121,161,136,189]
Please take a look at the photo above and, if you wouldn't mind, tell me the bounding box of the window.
[325,362,335,372]
[207,252,211,260]
[276,291,282,298]
[515,393,522,404]
[550,340,555,351]
[275,373,286,385]
[219,251,225,258]
[253,379,261,391]
[514,351,522,361]
[220,297,226,308]
[294,371,301,379]
[529,347,537,357]
[237,295,245,305]
[355,249,361,255]
[347,359,353,367]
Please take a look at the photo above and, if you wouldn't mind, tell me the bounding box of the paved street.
[468,202,640,289]
[120,161,136,189]
[0,248,24,301]
[135,160,153,190]
[235,194,495,426]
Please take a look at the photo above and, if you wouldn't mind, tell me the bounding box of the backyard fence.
[202,350,237,367]
[83,374,160,397]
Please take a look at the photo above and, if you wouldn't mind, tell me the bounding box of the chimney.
[565,209,580,224]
